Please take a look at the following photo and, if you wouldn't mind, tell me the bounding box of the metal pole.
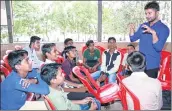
[98,0,102,42]
[5,1,13,43]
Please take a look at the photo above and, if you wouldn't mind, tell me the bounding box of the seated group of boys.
[1,36,162,110]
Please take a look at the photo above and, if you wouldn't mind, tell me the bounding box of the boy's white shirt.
[101,49,121,74]
[24,46,44,69]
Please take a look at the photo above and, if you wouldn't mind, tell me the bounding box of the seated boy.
[121,44,135,76]
[23,36,44,69]
[1,50,49,110]
[83,40,101,73]
[40,63,101,110]
[62,46,81,84]
[122,51,162,110]
[91,37,121,85]
[61,38,80,65]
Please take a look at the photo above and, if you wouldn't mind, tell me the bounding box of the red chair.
[5,50,13,55]
[158,51,171,90]
[3,55,12,72]
[55,56,64,64]
[72,66,120,104]
[0,65,10,77]
[43,95,56,110]
[0,60,5,65]
[26,93,36,101]
[14,45,23,50]
[117,74,141,110]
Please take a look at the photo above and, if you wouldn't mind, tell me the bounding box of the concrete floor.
[101,101,123,110]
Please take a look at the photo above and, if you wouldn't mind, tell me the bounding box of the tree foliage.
[11,1,171,42]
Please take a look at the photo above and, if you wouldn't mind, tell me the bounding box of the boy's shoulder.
[62,59,70,65]
[48,87,65,98]
[1,71,21,88]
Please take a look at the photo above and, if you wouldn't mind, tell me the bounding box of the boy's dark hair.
[108,37,116,43]
[127,51,146,72]
[64,38,73,45]
[41,43,56,58]
[144,1,160,11]
[40,63,62,85]
[29,36,41,48]
[64,46,76,58]
[127,44,135,49]
[86,40,94,47]
[8,50,28,72]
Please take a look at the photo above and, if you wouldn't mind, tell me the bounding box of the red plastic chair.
[3,55,12,72]
[0,60,5,66]
[117,74,141,110]
[26,93,36,101]
[0,65,10,77]
[14,45,23,50]
[158,51,171,90]
[43,95,56,110]
[72,66,120,104]
[55,56,64,64]
[5,50,13,55]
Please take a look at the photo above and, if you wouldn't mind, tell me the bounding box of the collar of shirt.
[145,20,161,27]
[106,49,118,53]
[11,70,21,78]
[45,59,56,64]
[67,58,75,64]
[26,46,35,53]
[130,72,148,78]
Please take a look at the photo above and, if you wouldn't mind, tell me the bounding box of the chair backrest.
[0,60,5,66]
[76,66,100,90]
[82,45,88,54]
[117,48,127,63]
[55,56,64,64]
[26,92,35,101]
[3,55,12,72]
[5,50,13,55]
[117,74,141,110]
[43,95,56,110]
[116,48,128,74]
[14,45,23,50]
[158,51,171,81]
[72,66,99,98]
[0,65,10,77]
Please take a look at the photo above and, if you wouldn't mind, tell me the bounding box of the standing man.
[129,1,169,78]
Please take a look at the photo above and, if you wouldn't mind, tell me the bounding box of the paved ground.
[101,101,123,110]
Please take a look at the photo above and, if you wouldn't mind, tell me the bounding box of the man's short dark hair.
[8,50,28,72]
[29,36,41,48]
[41,43,56,58]
[144,1,160,11]
[40,63,61,85]
[108,37,116,43]
[127,51,146,72]
[64,38,73,45]
[127,44,135,49]
[86,40,94,47]
[64,46,76,58]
